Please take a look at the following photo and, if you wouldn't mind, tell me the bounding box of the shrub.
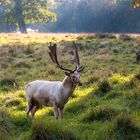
[119,34,132,41]
[83,107,118,122]
[114,114,140,135]
[0,78,18,91]
[29,120,76,140]
[95,33,109,38]
[77,36,83,40]
[5,98,23,107]
[109,115,140,140]
[0,78,17,87]
[107,34,116,39]
[98,80,111,93]
[113,49,119,54]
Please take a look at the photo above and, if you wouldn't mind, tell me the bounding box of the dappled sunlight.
[68,84,96,104]
[35,107,52,118]
[11,110,25,118]
[0,89,25,102]
[109,73,134,84]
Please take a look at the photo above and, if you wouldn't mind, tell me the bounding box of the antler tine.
[48,43,73,72]
[72,42,80,69]
[72,42,85,73]
[77,66,85,72]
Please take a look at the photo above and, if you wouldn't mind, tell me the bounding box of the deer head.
[48,42,85,86]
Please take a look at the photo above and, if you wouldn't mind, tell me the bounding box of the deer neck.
[61,76,76,99]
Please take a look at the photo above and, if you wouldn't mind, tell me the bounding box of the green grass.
[0,33,140,140]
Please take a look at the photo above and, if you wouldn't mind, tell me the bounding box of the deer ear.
[65,72,70,76]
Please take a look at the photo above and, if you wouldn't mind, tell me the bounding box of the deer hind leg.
[31,103,42,117]
[26,101,35,117]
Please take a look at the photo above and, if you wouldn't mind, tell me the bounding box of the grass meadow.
[0,33,140,140]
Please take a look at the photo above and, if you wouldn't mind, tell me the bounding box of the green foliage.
[5,98,23,107]
[132,0,140,8]
[21,0,56,24]
[0,0,56,32]
[0,78,17,91]
[0,78,17,87]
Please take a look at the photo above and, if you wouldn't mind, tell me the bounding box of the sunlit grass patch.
[5,98,23,107]
[34,107,53,118]
[69,84,95,104]
[18,90,25,99]
[109,73,134,84]
[0,33,78,47]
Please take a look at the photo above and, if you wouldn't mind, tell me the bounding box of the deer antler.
[72,42,80,68]
[48,43,73,73]
[48,43,84,73]
[72,42,85,72]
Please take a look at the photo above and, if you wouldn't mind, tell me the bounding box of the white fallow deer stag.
[25,43,85,120]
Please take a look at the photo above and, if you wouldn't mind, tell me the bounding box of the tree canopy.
[132,0,140,8]
[0,0,56,32]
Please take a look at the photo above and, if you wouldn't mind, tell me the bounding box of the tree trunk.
[14,0,27,33]
[17,16,27,33]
